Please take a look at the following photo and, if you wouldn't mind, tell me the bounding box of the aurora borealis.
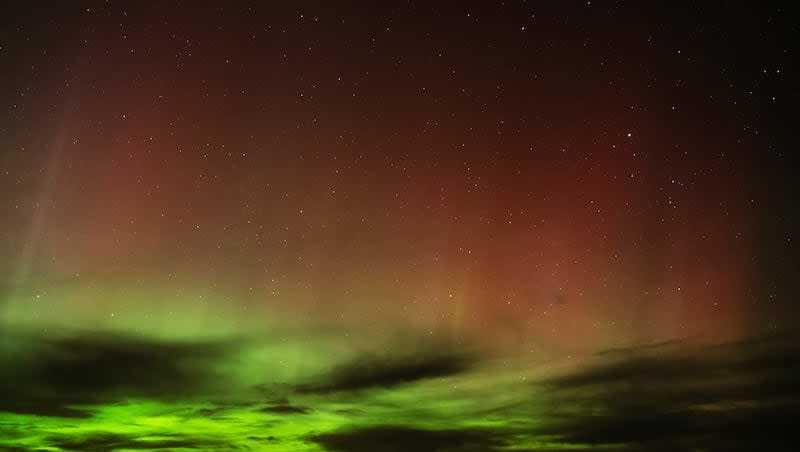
[1,1,798,451]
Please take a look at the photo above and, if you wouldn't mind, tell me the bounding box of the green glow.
[0,322,600,451]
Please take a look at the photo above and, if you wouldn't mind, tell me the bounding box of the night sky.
[1,1,798,451]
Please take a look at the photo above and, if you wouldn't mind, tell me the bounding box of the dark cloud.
[311,426,507,452]
[194,407,228,418]
[46,433,234,451]
[537,333,800,451]
[0,329,238,418]
[296,349,476,394]
[247,435,277,441]
[259,404,311,414]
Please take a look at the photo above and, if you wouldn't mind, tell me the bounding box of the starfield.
[0,2,797,451]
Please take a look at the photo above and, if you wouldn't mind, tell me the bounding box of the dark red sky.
[1,1,797,350]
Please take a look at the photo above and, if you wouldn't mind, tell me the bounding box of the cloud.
[0,329,238,418]
[45,432,236,451]
[259,404,311,414]
[311,426,508,452]
[536,333,800,451]
[4,325,797,451]
[295,348,477,394]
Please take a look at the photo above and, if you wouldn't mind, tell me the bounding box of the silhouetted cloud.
[296,349,476,394]
[3,325,797,451]
[537,333,800,451]
[0,329,237,418]
[311,426,508,452]
[46,432,235,451]
[260,404,311,414]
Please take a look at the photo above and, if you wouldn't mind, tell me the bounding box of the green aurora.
[1,323,798,451]
[1,1,797,450]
